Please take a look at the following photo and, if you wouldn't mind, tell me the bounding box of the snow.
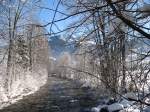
[144,98,150,104]
[92,103,124,112]
[91,107,101,112]
[0,67,48,109]
[0,85,8,102]
[107,103,124,112]
[86,40,96,45]
[81,81,91,88]
[91,100,139,112]
[119,99,134,108]
[120,106,140,112]
[49,56,56,61]
[91,92,142,112]
[79,40,96,46]
[91,105,107,112]
[124,92,138,100]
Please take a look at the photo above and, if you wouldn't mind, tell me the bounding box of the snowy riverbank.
[91,92,150,112]
[0,68,48,109]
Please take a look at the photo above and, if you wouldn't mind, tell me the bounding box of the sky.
[37,0,73,35]
[36,0,150,37]
[0,0,149,42]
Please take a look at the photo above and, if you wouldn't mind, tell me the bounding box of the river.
[0,76,100,112]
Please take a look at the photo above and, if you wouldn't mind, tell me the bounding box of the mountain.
[48,35,75,57]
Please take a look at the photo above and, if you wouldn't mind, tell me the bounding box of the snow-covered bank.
[0,68,48,109]
[91,92,150,112]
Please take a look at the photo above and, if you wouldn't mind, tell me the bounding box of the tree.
[15,35,29,69]
[0,0,43,95]
[57,52,72,78]
[56,0,150,98]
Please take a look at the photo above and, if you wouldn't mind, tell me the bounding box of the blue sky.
[37,0,150,36]
[37,0,72,35]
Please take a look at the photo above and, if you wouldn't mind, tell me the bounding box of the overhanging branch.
[105,0,150,39]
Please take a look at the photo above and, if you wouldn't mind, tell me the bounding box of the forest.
[0,0,150,112]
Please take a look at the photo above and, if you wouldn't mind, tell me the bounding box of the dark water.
[0,77,99,112]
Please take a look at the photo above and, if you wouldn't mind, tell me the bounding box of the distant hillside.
[48,35,75,57]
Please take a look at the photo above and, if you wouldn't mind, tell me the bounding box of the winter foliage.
[0,0,150,111]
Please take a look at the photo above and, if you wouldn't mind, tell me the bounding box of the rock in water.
[107,103,124,112]
[124,92,137,100]
[100,107,109,112]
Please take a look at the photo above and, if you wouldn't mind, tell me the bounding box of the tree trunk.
[120,30,126,93]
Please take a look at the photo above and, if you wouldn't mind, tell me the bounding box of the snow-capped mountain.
[48,35,75,57]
